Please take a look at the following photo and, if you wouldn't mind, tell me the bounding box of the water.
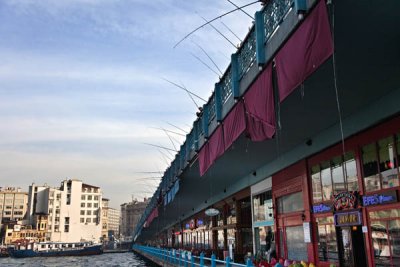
[0,252,159,267]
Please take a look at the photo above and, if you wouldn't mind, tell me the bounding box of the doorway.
[337,225,367,267]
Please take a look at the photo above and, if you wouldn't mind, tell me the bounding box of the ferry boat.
[7,241,103,258]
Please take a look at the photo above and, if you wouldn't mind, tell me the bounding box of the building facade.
[27,179,102,243]
[0,187,28,223]
[121,199,148,240]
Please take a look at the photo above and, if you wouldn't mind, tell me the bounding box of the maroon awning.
[223,101,246,150]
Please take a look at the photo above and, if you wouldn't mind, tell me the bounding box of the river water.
[0,251,159,267]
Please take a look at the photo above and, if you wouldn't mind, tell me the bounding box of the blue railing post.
[191,253,194,267]
[185,252,188,267]
[226,256,231,267]
[200,252,204,267]
[294,0,307,14]
[174,250,177,264]
[179,251,181,266]
[246,258,253,267]
[202,104,209,138]
[215,83,222,122]
[230,54,240,99]
[255,11,266,66]
[211,253,216,267]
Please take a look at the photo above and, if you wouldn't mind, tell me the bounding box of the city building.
[101,198,109,240]
[107,207,120,238]
[4,214,48,245]
[0,187,28,223]
[27,179,102,243]
[121,198,148,240]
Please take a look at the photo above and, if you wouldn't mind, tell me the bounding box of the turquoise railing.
[133,0,303,240]
[133,245,254,267]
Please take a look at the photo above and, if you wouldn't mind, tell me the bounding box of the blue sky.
[0,0,260,208]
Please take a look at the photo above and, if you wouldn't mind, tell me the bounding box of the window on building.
[87,210,92,215]
[80,218,84,223]
[316,216,338,262]
[94,203,98,208]
[81,203,85,208]
[55,209,60,214]
[54,225,59,232]
[87,203,92,208]
[86,218,91,223]
[64,217,70,224]
[81,195,85,200]
[277,191,304,214]
[56,194,61,200]
[88,195,92,200]
[285,225,308,261]
[370,208,400,266]
[5,211,11,215]
[362,136,400,192]
[253,190,273,222]
[64,225,69,232]
[311,151,358,202]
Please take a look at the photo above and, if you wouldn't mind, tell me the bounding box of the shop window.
[311,151,358,203]
[217,230,224,249]
[362,136,400,192]
[316,216,338,262]
[285,225,308,261]
[277,191,304,214]
[253,190,273,222]
[370,208,400,267]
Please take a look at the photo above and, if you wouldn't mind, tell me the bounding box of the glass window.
[321,161,333,201]
[277,191,304,214]
[285,225,308,261]
[332,156,345,194]
[312,151,358,202]
[80,218,84,223]
[88,195,92,200]
[316,217,338,262]
[311,165,322,202]
[81,195,85,200]
[81,203,85,208]
[253,190,273,222]
[370,208,400,266]
[217,230,224,249]
[379,136,399,189]
[86,218,91,223]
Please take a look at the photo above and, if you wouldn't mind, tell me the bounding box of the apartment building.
[120,198,148,239]
[0,187,28,222]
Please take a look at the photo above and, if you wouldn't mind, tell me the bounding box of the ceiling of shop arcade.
[137,0,400,241]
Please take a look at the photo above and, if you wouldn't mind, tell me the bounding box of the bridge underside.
[137,0,400,241]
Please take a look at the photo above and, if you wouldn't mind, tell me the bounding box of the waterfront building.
[133,0,400,266]
[0,187,28,222]
[101,198,120,241]
[4,214,48,244]
[120,198,148,240]
[27,179,102,243]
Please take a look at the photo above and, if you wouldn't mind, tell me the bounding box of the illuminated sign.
[312,203,332,213]
[197,219,204,226]
[205,208,220,216]
[185,223,190,229]
[334,211,361,226]
[333,192,358,211]
[362,191,397,207]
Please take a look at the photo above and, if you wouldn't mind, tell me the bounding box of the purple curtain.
[198,142,211,176]
[244,65,276,141]
[275,0,334,102]
[223,101,246,150]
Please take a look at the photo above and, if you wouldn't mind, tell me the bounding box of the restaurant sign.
[313,203,332,214]
[333,191,358,211]
[362,191,397,207]
[334,211,361,227]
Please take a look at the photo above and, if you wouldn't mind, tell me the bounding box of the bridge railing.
[133,245,254,267]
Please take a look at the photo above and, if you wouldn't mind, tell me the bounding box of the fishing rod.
[198,14,237,48]
[191,40,224,75]
[190,52,221,77]
[149,126,185,137]
[161,77,207,102]
[166,122,188,134]
[142,142,178,152]
[220,20,243,43]
[226,0,254,20]
[174,0,260,48]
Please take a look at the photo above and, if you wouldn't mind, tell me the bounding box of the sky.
[0,0,261,209]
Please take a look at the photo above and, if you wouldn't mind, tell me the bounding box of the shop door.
[337,226,367,267]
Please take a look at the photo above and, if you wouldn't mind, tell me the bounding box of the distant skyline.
[0,0,261,209]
